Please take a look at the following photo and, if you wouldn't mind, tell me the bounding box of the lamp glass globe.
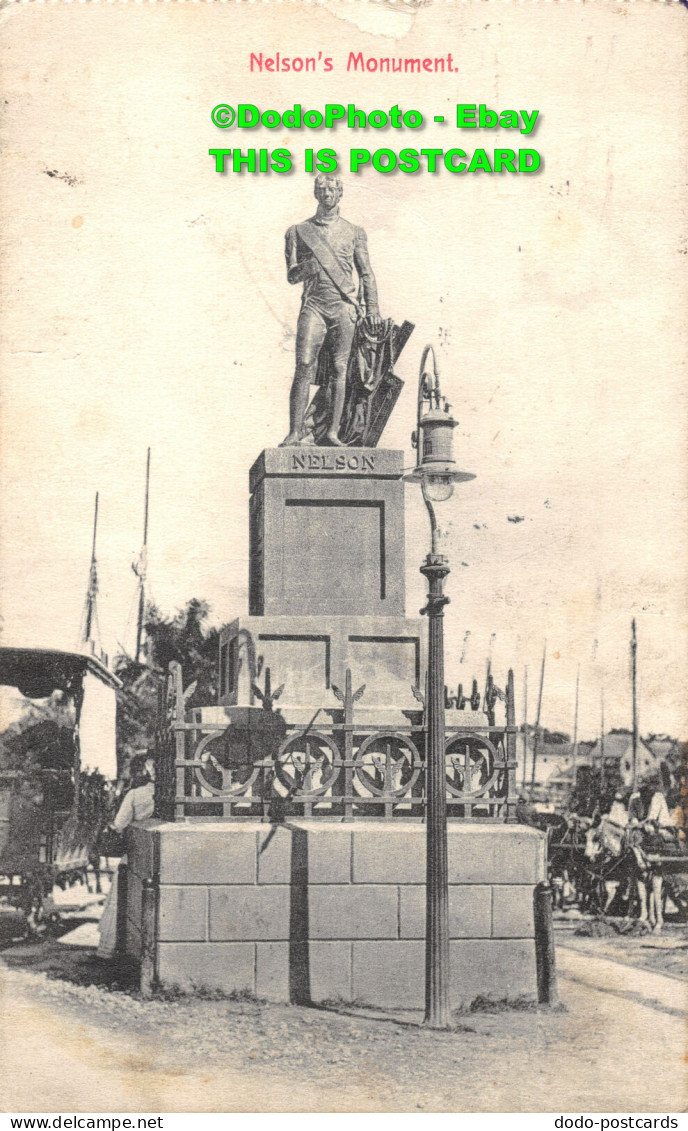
[424,473,454,504]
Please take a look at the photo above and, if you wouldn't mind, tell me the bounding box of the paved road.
[1,946,685,1112]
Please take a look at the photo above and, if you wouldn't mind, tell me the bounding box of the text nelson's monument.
[122,176,549,1022]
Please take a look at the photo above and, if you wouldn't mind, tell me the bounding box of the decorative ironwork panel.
[154,664,518,822]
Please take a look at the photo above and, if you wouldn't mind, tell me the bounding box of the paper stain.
[541,210,583,252]
[319,0,418,41]
[72,215,84,229]
[45,168,80,187]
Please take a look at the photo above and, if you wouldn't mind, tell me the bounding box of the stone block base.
[125,820,545,1010]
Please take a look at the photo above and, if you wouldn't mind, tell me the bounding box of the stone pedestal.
[125,821,545,1009]
[220,447,424,714]
[248,448,406,618]
[219,614,424,712]
[127,439,542,1007]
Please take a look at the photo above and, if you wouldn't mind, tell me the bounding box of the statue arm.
[285,225,317,285]
[353,227,380,316]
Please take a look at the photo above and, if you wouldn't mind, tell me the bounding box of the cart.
[0,647,120,931]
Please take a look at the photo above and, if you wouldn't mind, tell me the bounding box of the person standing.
[607,791,628,827]
[96,754,154,960]
[646,779,673,828]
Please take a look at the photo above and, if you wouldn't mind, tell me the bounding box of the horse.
[581,820,633,916]
[583,819,669,929]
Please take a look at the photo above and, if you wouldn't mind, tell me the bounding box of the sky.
[0,1,686,742]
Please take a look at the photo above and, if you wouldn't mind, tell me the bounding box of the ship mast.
[631,618,638,790]
[521,666,529,791]
[600,688,606,794]
[82,491,99,651]
[134,448,151,664]
[530,641,546,798]
[571,663,580,783]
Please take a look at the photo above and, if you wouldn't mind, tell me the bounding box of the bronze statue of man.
[281,175,382,447]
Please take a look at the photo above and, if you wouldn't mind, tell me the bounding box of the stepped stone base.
[124,820,545,1009]
[218,614,425,712]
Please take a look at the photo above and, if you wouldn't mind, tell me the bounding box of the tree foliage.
[0,697,84,813]
[145,598,219,706]
[539,728,571,746]
[113,598,220,770]
[0,696,75,775]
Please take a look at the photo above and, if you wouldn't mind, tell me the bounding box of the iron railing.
[155,662,518,822]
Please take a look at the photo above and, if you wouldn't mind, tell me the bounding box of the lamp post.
[405,345,475,1029]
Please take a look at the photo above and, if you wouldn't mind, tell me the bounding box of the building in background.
[517,729,664,809]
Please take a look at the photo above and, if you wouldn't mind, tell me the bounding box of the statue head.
[314,173,343,208]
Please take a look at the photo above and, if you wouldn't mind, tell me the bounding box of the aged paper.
[0,0,686,1114]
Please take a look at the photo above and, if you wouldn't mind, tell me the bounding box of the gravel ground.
[1,933,685,1112]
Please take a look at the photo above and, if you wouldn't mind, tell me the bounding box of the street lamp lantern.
[405,344,475,1029]
[409,345,475,526]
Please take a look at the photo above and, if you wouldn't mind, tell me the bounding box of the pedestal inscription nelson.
[248,448,406,619]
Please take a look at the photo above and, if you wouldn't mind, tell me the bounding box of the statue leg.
[280,308,327,446]
[326,367,347,447]
[324,308,357,446]
[288,373,311,442]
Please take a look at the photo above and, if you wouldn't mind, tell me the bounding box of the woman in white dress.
[97,754,155,959]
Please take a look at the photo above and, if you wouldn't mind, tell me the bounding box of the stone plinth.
[248,448,406,618]
[218,614,424,711]
[125,821,545,1009]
